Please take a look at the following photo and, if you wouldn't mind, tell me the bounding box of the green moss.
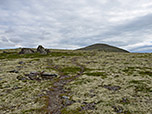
[119,98,130,105]
[139,71,152,77]
[22,108,44,114]
[72,78,92,85]
[123,67,136,73]
[50,52,82,57]
[135,85,151,93]
[123,111,132,114]
[0,51,82,60]
[61,67,81,75]
[85,72,107,78]
[0,52,48,59]
[129,80,142,84]
[129,80,152,92]
[61,107,85,114]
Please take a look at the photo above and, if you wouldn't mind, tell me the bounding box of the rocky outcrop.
[19,45,50,54]
[36,45,50,54]
[19,48,35,54]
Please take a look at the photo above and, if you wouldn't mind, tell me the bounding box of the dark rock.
[120,97,130,104]
[24,72,39,80]
[12,86,22,90]
[19,48,35,54]
[36,45,49,54]
[45,49,50,53]
[90,94,96,98]
[41,73,57,79]
[61,95,75,106]
[18,61,24,64]
[24,72,57,80]
[64,99,75,106]
[40,72,57,80]
[29,72,39,76]
[25,71,39,76]
[103,85,121,91]
[16,66,23,69]
[0,78,2,80]
[81,102,96,110]
[112,106,124,113]
[9,70,19,73]
[17,76,28,81]
[3,51,8,53]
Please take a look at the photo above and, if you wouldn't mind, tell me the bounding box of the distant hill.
[77,43,129,53]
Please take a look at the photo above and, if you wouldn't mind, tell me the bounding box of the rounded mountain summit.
[77,43,129,53]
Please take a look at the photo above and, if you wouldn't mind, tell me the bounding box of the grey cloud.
[0,0,152,52]
[1,37,9,42]
[130,45,152,53]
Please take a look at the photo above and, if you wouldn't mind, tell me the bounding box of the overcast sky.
[0,0,152,52]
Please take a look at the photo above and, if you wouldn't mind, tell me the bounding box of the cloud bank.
[0,0,152,52]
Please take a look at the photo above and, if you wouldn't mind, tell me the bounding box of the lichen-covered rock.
[36,45,50,54]
[19,48,35,54]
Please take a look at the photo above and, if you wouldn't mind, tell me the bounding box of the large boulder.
[19,48,35,54]
[36,45,50,54]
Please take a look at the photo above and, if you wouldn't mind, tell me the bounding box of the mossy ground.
[0,49,152,114]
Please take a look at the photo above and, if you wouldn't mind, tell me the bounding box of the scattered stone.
[18,61,24,64]
[12,86,22,90]
[25,72,39,76]
[16,76,28,81]
[112,106,124,113]
[9,70,19,73]
[19,48,35,54]
[120,97,130,104]
[41,73,57,79]
[81,102,96,110]
[103,85,121,91]
[24,71,57,80]
[64,99,75,106]
[61,95,75,106]
[0,78,2,80]
[59,75,70,79]
[16,66,23,69]
[4,85,11,88]
[62,96,70,100]
[25,72,41,80]
[90,94,96,98]
[41,73,57,77]
[36,45,50,54]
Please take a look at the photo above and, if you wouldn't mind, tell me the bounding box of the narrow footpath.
[45,57,85,114]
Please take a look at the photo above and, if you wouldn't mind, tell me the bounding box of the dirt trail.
[46,57,84,114]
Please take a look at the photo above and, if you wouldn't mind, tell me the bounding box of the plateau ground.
[0,47,151,114]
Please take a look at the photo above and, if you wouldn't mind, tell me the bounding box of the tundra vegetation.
[0,48,152,114]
